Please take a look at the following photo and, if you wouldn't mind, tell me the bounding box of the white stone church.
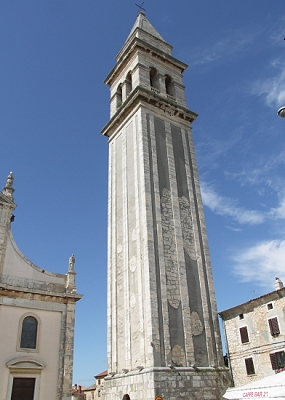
[0,172,82,399]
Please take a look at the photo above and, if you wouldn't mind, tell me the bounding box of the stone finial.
[275,277,284,290]
[66,254,76,293]
[68,254,75,272]
[3,172,15,202]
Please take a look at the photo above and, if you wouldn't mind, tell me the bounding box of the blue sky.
[1,0,285,387]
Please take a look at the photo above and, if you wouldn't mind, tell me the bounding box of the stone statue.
[3,172,15,201]
[68,254,75,272]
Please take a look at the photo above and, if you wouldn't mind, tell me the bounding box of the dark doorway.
[122,395,130,400]
[11,378,35,400]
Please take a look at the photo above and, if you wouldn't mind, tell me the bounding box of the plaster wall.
[2,234,65,285]
[0,303,62,400]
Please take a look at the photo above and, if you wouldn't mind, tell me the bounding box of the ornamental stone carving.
[190,311,204,336]
[179,196,196,260]
[161,188,180,309]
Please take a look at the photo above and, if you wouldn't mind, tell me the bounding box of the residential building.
[94,371,107,400]
[72,384,86,400]
[219,278,285,387]
[0,172,82,400]
[84,370,107,400]
[84,384,96,400]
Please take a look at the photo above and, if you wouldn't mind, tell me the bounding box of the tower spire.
[2,172,15,202]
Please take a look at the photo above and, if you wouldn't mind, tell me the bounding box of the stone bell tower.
[102,12,230,400]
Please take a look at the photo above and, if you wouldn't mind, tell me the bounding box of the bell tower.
[102,12,230,400]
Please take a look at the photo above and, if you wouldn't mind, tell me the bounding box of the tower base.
[104,367,231,400]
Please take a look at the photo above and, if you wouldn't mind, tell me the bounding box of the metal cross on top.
[135,2,146,13]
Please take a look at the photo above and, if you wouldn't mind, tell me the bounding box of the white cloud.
[232,240,285,287]
[251,60,285,108]
[187,26,261,67]
[200,182,265,225]
[270,195,285,220]
[224,147,285,195]
[196,127,244,170]
[226,226,242,232]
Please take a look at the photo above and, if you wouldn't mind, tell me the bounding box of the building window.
[149,67,159,90]
[11,378,35,400]
[267,303,273,310]
[240,326,249,344]
[270,351,285,370]
[239,313,244,320]
[125,72,132,97]
[20,316,38,349]
[268,317,280,336]
[245,358,255,375]
[116,84,122,109]
[165,74,174,97]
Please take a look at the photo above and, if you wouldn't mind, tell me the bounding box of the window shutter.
[245,358,255,375]
[240,326,249,343]
[268,317,280,336]
[270,353,278,370]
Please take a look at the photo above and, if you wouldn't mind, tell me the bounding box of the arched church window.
[149,67,159,90]
[165,74,174,97]
[116,84,123,109]
[20,316,38,349]
[126,72,132,97]
[122,395,130,400]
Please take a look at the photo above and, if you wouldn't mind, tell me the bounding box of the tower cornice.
[101,85,198,138]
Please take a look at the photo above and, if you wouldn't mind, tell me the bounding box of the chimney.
[275,277,284,290]
[79,386,82,394]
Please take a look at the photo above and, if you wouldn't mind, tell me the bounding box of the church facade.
[0,173,82,400]
[102,12,230,400]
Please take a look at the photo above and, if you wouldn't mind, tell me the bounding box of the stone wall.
[105,368,231,400]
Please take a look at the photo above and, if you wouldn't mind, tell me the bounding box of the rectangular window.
[267,303,273,310]
[240,326,249,343]
[270,351,285,370]
[268,317,280,336]
[11,378,35,400]
[245,358,255,375]
[239,313,244,320]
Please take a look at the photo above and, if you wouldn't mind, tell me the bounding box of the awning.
[223,371,285,399]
